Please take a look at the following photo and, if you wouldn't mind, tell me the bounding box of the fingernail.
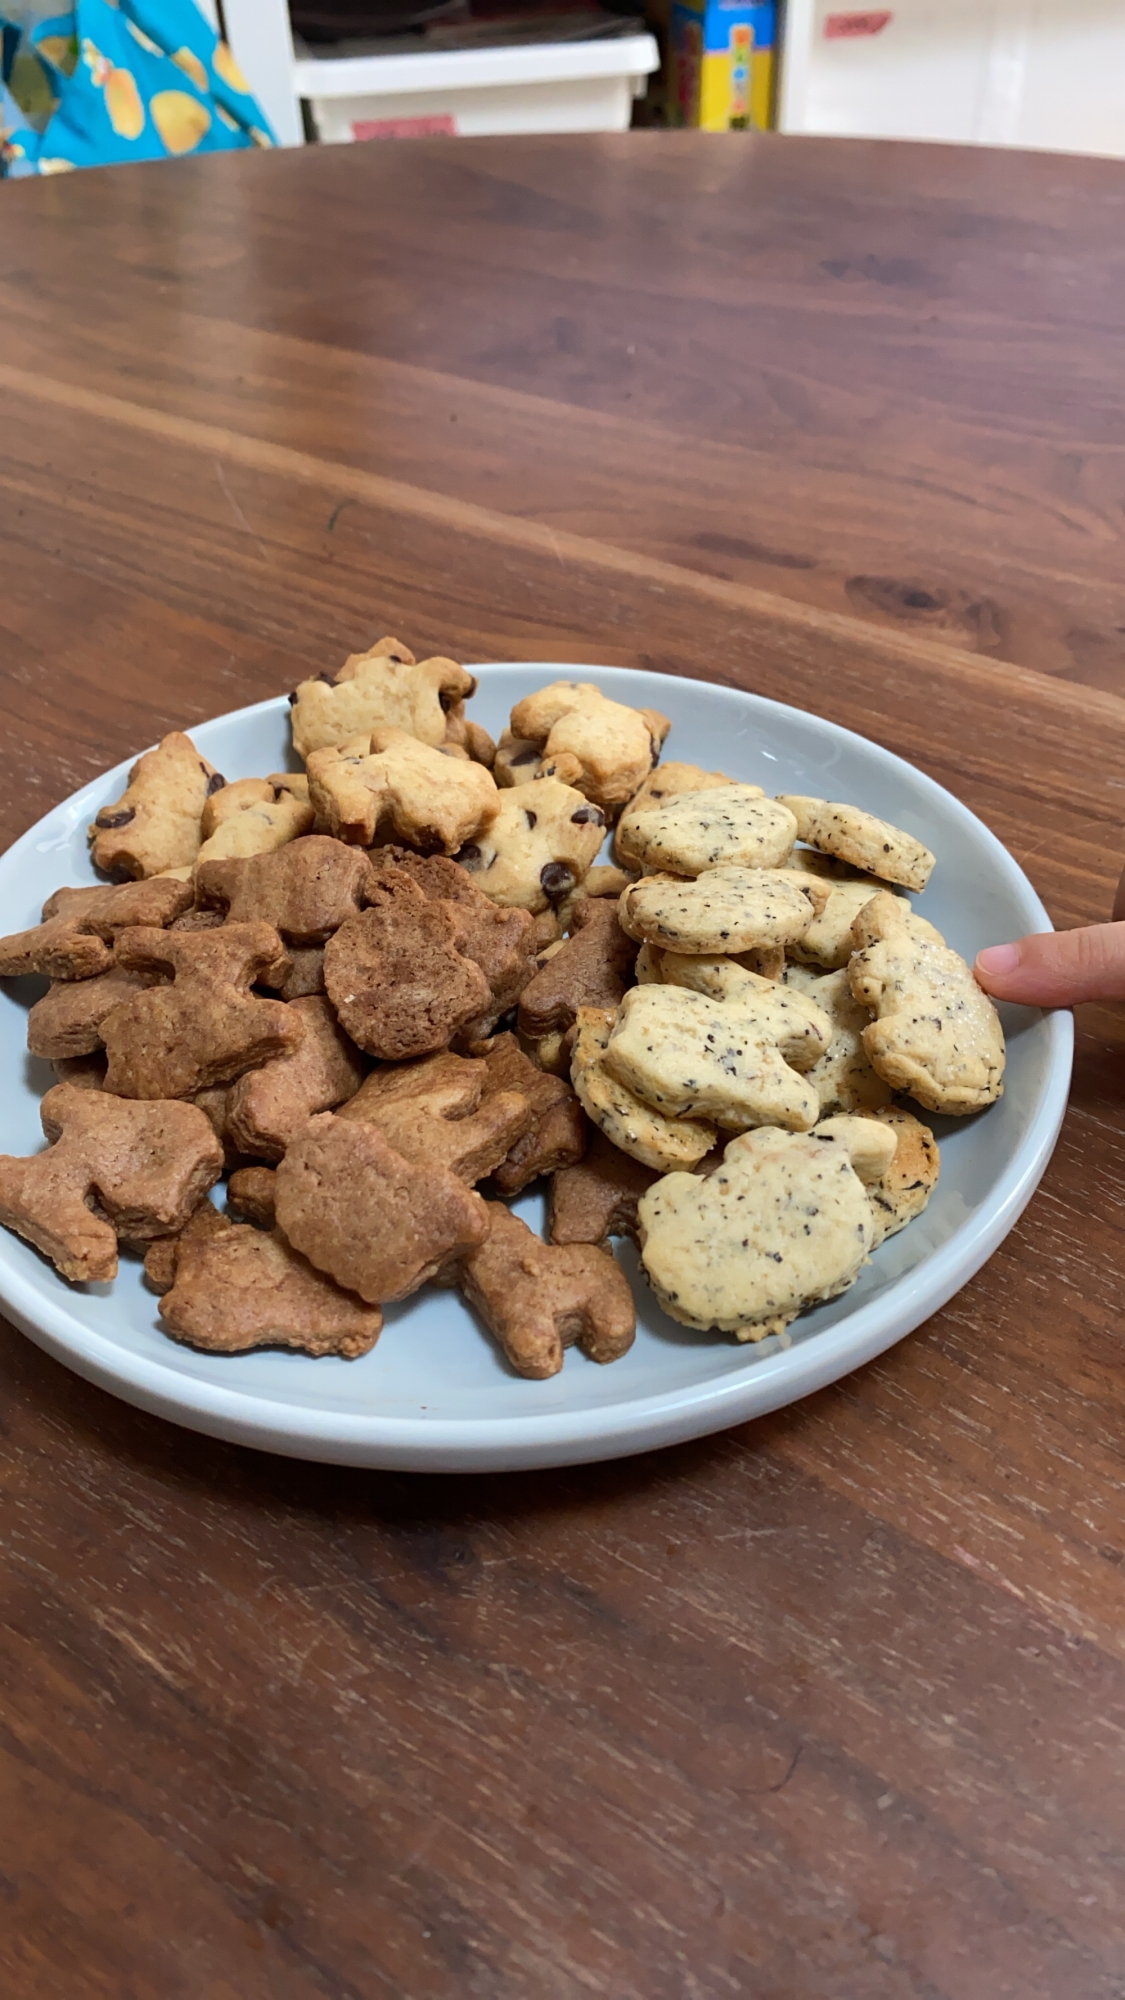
[976,943,1019,974]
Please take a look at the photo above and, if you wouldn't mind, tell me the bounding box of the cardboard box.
[669,0,775,130]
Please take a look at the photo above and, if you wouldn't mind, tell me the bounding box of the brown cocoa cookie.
[89,731,224,879]
[143,1197,229,1293]
[264,945,326,1000]
[479,1031,587,1195]
[159,1210,382,1359]
[192,1084,242,1167]
[365,848,537,1041]
[226,1164,278,1226]
[0,1082,222,1283]
[0,877,193,982]
[51,1053,108,1092]
[549,1127,658,1250]
[274,1112,489,1303]
[306,727,501,853]
[225,996,366,1161]
[452,1201,635,1379]
[338,1051,531,1183]
[195,835,370,945]
[104,922,302,1099]
[323,885,491,1060]
[27,965,163,1061]
[517,897,638,1042]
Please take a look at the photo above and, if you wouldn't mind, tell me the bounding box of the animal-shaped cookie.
[365,849,537,1043]
[649,948,834,1062]
[786,878,884,969]
[775,796,935,893]
[602,984,826,1133]
[192,776,314,866]
[549,1127,658,1250]
[451,1201,636,1379]
[89,731,224,879]
[478,1032,587,1193]
[860,1106,940,1247]
[615,762,735,871]
[0,877,192,982]
[306,727,500,853]
[103,922,302,1098]
[571,1007,716,1171]
[507,681,671,814]
[618,868,828,956]
[195,835,370,943]
[275,1112,489,1303]
[454,777,606,913]
[337,1050,531,1184]
[783,965,893,1116]
[225,996,366,1161]
[0,1083,222,1283]
[848,891,1005,1113]
[323,877,491,1060]
[27,965,163,1062]
[518,897,638,1041]
[290,638,478,759]
[156,1208,382,1359]
[636,1122,882,1339]
[621,785,797,877]
[225,1164,278,1227]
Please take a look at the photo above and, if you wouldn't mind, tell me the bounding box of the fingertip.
[975,943,1019,979]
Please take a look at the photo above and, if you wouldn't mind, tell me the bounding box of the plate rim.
[0,666,1074,1471]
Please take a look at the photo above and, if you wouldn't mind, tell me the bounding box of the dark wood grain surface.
[2,134,1125,1999]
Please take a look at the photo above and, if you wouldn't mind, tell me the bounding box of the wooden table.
[3,133,1125,1999]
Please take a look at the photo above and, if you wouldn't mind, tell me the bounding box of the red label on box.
[351,115,458,140]
[825,10,892,36]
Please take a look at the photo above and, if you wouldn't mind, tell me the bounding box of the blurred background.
[7,1,1123,166]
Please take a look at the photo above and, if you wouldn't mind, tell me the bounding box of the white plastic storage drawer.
[294,36,660,142]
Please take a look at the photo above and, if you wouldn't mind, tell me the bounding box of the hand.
[976,923,1125,1006]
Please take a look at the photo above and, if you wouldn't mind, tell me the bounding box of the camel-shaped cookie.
[0,877,192,981]
[601,982,833,1133]
[848,891,1005,1113]
[103,922,302,1098]
[337,1050,532,1184]
[195,835,371,943]
[451,1200,636,1378]
[225,995,366,1161]
[0,1083,222,1283]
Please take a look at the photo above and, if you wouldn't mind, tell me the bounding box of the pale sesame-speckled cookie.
[636,1124,878,1339]
[290,638,479,759]
[602,984,821,1133]
[454,778,606,913]
[306,726,501,853]
[507,681,671,816]
[89,731,223,880]
[651,951,832,1068]
[618,868,827,956]
[848,891,1005,1114]
[786,878,887,970]
[615,762,736,871]
[785,966,893,1116]
[775,796,935,894]
[570,1007,716,1171]
[620,785,797,878]
[859,1105,940,1247]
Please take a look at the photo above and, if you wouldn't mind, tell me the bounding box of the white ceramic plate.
[0,666,1071,1472]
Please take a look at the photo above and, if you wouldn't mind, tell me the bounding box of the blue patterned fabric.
[1,0,274,176]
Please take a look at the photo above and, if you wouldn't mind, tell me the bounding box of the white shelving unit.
[220,0,657,149]
[779,0,1125,159]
